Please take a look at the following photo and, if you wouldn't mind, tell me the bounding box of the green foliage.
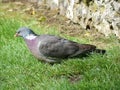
[0,17,120,90]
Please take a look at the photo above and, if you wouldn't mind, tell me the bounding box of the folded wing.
[39,35,96,58]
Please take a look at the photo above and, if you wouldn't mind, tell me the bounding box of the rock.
[47,0,59,10]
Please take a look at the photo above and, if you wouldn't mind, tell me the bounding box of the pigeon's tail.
[79,44,96,53]
[78,44,106,54]
[94,49,106,54]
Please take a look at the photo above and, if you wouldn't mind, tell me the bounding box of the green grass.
[0,9,120,90]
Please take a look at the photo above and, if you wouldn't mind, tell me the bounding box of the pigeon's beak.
[14,33,19,37]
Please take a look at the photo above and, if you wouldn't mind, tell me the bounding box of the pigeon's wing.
[38,35,80,58]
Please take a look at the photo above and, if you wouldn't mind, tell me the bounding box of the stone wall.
[37,0,120,38]
[2,0,120,38]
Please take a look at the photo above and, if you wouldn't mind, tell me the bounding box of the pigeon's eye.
[17,31,21,34]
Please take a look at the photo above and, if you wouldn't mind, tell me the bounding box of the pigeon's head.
[14,27,36,38]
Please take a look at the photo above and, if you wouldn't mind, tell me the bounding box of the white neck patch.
[25,35,37,40]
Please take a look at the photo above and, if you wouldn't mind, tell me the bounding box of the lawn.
[0,2,120,90]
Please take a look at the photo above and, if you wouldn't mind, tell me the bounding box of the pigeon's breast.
[25,38,41,59]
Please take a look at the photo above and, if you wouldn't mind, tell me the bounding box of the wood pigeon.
[14,27,106,63]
